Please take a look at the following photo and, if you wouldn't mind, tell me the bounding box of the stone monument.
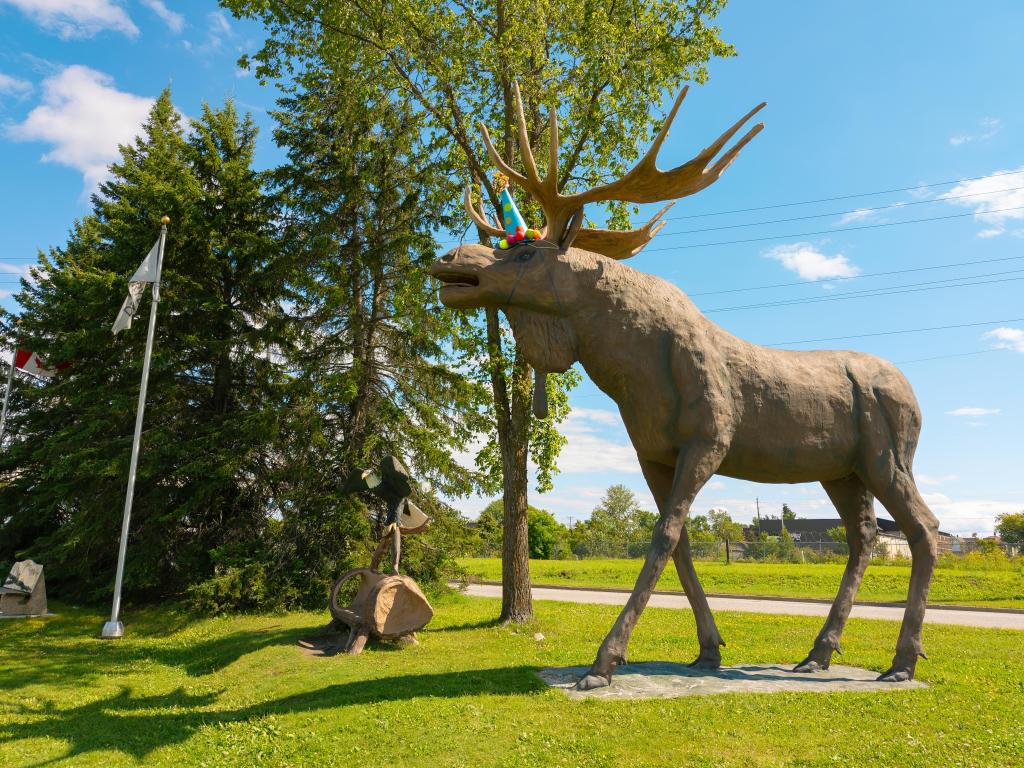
[0,559,48,616]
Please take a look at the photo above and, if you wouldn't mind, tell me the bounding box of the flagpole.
[102,217,169,639]
[0,349,15,448]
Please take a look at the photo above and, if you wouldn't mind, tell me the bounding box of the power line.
[663,169,1024,221]
[641,204,1024,252]
[704,269,1024,314]
[765,317,1024,347]
[689,254,1024,297]
[896,349,1003,365]
[662,185,1024,236]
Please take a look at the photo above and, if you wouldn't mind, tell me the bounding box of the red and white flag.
[14,349,64,378]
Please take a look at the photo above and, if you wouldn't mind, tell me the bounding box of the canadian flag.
[13,349,65,378]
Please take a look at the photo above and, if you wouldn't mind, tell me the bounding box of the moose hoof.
[688,649,721,670]
[877,667,913,683]
[575,673,612,691]
[793,659,826,673]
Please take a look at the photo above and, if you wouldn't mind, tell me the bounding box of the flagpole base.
[100,620,124,639]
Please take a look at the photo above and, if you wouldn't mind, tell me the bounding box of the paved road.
[462,583,1024,630]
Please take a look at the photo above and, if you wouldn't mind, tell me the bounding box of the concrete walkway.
[462,583,1024,630]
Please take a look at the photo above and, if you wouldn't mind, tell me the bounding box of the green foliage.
[826,525,847,543]
[708,508,745,544]
[187,563,274,615]
[474,500,568,560]
[826,524,849,555]
[569,485,656,558]
[527,507,567,559]
[996,512,1024,545]
[782,503,797,521]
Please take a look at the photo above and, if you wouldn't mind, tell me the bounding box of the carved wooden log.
[328,567,433,654]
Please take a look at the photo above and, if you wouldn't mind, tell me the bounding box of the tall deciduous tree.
[222,0,735,621]
[708,508,744,564]
[995,512,1024,545]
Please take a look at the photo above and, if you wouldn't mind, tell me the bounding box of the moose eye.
[515,247,536,262]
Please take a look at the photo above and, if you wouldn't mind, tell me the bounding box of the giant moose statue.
[431,85,939,689]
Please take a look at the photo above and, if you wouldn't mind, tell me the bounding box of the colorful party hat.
[494,173,541,249]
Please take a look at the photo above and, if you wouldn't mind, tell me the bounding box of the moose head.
[431,84,764,413]
[431,83,765,304]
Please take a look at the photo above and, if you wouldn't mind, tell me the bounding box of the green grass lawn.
[2,594,1022,767]
[457,558,1024,609]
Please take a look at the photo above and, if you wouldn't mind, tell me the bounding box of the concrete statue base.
[539,662,926,701]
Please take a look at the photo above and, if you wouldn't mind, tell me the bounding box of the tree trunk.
[486,307,533,623]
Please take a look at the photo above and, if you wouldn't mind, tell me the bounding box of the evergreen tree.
[0,93,286,602]
[265,59,490,601]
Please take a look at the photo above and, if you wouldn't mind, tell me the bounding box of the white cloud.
[920,496,1021,537]
[0,72,32,95]
[0,0,138,38]
[764,242,860,281]
[984,327,1024,353]
[916,473,959,487]
[554,408,640,474]
[938,167,1024,237]
[945,407,1000,417]
[209,10,231,35]
[949,117,1001,147]
[140,0,183,33]
[6,65,153,191]
[836,207,874,226]
[187,11,233,56]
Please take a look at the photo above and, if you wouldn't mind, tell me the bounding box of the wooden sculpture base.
[328,568,433,654]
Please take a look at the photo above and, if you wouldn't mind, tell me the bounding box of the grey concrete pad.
[539,662,926,700]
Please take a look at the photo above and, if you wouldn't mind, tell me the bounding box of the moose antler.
[473,82,765,259]
[464,185,504,238]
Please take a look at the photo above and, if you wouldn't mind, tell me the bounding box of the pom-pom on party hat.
[494,172,541,249]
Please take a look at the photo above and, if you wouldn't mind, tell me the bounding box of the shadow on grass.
[435,616,506,633]
[1,665,547,766]
[0,610,315,690]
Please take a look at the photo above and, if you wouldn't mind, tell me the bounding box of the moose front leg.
[577,443,726,690]
[640,459,726,669]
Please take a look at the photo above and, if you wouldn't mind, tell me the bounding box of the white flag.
[112,240,160,334]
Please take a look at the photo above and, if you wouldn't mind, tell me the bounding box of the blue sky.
[0,1,1021,535]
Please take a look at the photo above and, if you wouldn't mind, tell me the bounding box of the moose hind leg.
[870,472,938,681]
[674,527,726,668]
[577,444,725,691]
[794,475,876,672]
[641,459,725,668]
